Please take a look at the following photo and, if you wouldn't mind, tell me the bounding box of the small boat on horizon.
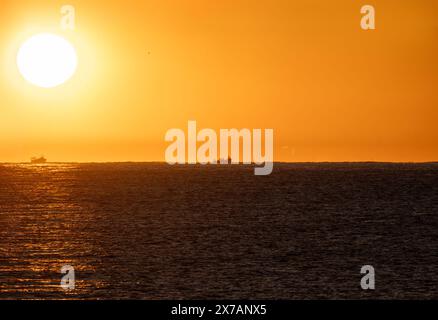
[218,157,232,164]
[30,156,47,164]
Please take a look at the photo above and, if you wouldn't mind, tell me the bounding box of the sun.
[17,33,78,88]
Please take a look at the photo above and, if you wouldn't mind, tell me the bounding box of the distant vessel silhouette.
[218,157,232,164]
[30,156,47,164]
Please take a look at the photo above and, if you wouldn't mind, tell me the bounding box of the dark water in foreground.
[0,163,437,299]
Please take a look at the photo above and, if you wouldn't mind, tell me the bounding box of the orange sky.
[1,0,437,162]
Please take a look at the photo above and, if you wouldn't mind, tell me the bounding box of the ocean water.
[0,162,437,299]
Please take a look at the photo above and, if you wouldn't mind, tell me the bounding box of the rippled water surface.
[0,163,437,299]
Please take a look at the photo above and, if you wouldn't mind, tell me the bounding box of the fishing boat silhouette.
[30,156,47,164]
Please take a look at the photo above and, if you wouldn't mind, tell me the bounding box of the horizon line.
[1,161,438,165]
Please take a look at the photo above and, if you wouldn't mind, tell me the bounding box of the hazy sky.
[1,0,437,162]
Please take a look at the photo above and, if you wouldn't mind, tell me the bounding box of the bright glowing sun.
[17,33,78,88]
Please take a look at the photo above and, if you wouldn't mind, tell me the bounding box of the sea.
[0,162,437,299]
